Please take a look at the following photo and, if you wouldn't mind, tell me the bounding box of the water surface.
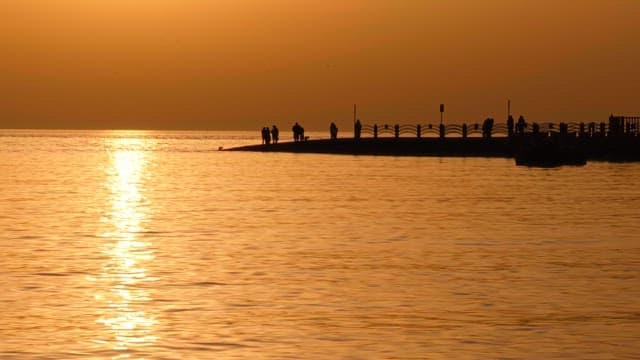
[1,130,639,359]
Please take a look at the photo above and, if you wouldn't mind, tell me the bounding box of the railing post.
[560,122,568,138]
[439,124,445,139]
[600,122,606,136]
[394,124,399,138]
[416,124,421,138]
[373,124,378,139]
[462,124,467,139]
[579,122,585,138]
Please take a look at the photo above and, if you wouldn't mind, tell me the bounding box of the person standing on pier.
[354,119,362,139]
[261,127,268,144]
[330,122,338,140]
[264,127,271,144]
[271,125,279,144]
[517,116,527,135]
[292,122,302,142]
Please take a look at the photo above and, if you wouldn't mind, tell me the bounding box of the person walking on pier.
[330,122,338,140]
[271,125,279,144]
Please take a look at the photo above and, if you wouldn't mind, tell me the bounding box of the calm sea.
[1,130,639,359]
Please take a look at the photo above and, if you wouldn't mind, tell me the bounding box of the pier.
[227,115,640,164]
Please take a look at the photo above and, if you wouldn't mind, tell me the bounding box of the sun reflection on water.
[93,137,158,353]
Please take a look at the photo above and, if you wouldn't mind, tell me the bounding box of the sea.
[0,129,639,359]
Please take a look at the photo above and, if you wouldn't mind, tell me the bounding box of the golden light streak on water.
[93,137,158,354]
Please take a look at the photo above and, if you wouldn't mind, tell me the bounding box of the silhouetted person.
[482,118,494,139]
[354,119,362,139]
[292,122,304,142]
[300,125,305,141]
[292,122,299,142]
[261,127,268,144]
[517,116,527,135]
[330,122,338,140]
[271,125,279,144]
[264,127,271,144]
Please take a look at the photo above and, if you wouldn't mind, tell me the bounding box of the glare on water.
[93,138,158,352]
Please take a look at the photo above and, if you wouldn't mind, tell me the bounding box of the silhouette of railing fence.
[357,118,639,139]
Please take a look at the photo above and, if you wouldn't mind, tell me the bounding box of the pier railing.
[357,116,639,139]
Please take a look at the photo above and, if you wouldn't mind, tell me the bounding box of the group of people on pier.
[262,122,342,144]
[261,125,279,145]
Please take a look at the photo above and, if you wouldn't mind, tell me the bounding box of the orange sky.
[2,0,639,130]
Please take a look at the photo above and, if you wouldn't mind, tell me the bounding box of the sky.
[1,0,639,130]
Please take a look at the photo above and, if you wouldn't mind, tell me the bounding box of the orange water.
[1,130,639,359]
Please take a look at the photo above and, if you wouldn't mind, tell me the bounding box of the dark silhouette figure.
[261,127,268,144]
[482,118,494,139]
[292,122,300,142]
[292,122,305,142]
[330,122,338,140]
[609,115,625,136]
[354,119,362,139]
[271,125,279,144]
[517,116,527,135]
[262,127,271,144]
